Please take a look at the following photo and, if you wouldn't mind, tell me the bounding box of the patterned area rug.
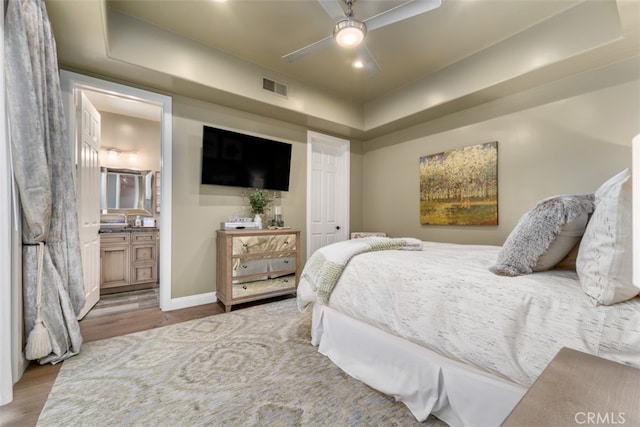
[38,299,447,426]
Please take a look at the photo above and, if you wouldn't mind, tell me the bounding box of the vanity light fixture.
[103,147,139,164]
[108,149,119,159]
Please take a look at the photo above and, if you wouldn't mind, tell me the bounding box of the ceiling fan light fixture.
[333,19,366,48]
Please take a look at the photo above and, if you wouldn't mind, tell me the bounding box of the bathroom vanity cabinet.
[100,229,159,294]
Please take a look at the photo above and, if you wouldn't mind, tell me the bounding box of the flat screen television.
[200,125,292,191]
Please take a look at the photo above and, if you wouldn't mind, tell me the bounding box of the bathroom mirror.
[100,167,154,215]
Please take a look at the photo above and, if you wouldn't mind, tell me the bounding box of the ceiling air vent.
[262,77,288,97]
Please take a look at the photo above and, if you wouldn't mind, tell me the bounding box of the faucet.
[122,213,129,227]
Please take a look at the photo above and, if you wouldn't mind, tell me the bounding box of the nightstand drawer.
[232,234,297,255]
[268,256,296,276]
[233,258,269,280]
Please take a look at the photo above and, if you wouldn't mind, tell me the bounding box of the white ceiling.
[46,0,640,139]
[83,90,162,122]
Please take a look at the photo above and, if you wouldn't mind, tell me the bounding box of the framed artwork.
[419,141,498,225]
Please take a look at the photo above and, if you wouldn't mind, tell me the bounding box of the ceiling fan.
[282,0,442,75]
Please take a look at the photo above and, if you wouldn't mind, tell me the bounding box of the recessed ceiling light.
[352,59,364,69]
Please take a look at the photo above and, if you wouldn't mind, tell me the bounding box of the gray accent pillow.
[490,194,595,277]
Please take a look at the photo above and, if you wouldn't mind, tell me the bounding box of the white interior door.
[306,131,350,259]
[76,91,101,319]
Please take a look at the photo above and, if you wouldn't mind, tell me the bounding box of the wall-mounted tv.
[201,125,292,191]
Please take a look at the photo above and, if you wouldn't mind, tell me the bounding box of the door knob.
[336,226,341,230]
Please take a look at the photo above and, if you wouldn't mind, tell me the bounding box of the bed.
[297,167,639,426]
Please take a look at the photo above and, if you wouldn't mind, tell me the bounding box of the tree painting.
[419,142,498,225]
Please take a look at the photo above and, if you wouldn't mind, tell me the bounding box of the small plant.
[246,188,273,215]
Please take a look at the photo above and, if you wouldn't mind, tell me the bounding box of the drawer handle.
[283,240,289,245]
[242,264,247,269]
[283,260,289,264]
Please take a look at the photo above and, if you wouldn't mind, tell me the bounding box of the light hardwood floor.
[0,302,227,426]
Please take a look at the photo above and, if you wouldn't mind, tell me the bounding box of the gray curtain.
[5,0,85,364]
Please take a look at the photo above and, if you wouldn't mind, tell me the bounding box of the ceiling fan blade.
[317,0,346,23]
[282,36,335,63]
[364,0,441,31]
[355,44,381,75]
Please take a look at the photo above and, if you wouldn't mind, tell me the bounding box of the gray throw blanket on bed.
[302,237,423,304]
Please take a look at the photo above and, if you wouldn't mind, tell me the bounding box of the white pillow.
[577,169,636,305]
[490,194,594,276]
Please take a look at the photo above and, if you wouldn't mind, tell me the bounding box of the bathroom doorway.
[60,70,173,317]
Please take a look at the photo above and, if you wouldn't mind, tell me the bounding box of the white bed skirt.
[311,304,527,427]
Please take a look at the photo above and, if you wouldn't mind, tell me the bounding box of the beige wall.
[361,78,639,245]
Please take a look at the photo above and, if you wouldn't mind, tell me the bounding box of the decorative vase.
[254,213,262,229]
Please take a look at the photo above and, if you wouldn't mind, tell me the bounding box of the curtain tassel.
[25,242,52,360]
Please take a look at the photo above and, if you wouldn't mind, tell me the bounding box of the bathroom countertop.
[99,227,159,234]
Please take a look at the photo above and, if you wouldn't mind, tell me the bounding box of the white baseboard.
[161,292,217,312]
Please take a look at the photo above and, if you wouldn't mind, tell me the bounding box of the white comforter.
[298,241,640,387]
